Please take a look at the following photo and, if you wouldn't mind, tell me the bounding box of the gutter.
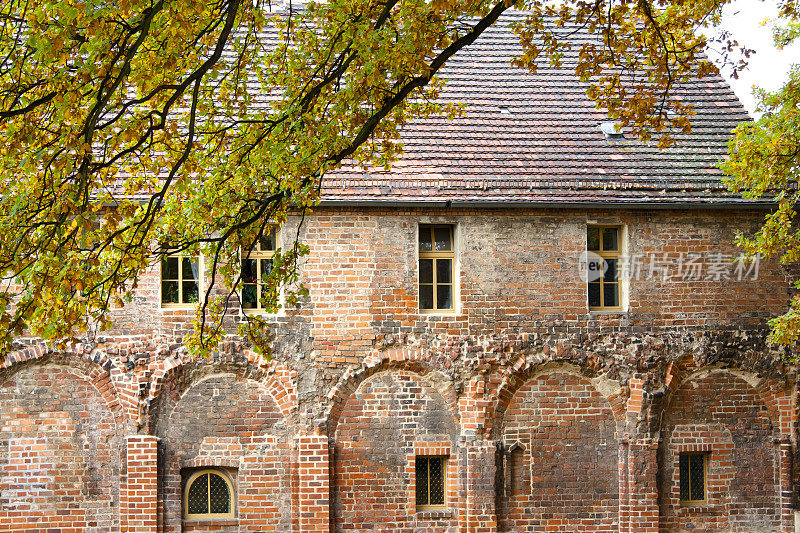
[318,199,777,210]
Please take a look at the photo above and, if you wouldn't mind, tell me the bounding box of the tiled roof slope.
[322,13,760,207]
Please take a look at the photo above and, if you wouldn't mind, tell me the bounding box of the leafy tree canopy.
[723,0,800,347]
[0,0,750,356]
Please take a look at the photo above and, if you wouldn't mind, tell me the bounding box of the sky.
[708,0,799,115]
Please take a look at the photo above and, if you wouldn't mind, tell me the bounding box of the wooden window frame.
[587,225,622,311]
[183,469,235,519]
[418,224,455,314]
[415,455,447,511]
[161,251,201,308]
[678,452,708,506]
[241,227,278,314]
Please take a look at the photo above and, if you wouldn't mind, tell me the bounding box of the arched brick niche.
[155,372,292,533]
[495,371,620,533]
[332,370,459,532]
[658,370,781,532]
[0,361,123,533]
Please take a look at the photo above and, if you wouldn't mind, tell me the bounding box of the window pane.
[690,455,705,501]
[163,257,179,279]
[183,281,199,304]
[429,458,445,505]
[436,259,451,284]
[588,282,601,307]
[603,228,619,251]
[208,473,230,514]
[182,257,199,281]
[242,284,257,308]
[260,258,273,278]
[162,281,179,304]
[587,227,600,251]
[420,285,434,309]
[416,458,429,506]
[434,226,452,251]
[242,259,257,284]
[187,473,209,515]
[679,454,691,501]
[605,259,618,282]
[437,285,452,310]
[419,227,432,252]
[260,229,276,251]
[419,259,433,284]
[603,283,619,307]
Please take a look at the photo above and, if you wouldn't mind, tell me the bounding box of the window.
[415,456,446,510]
[679,452,707,505]
[161,252,200,306]
[241,227,277,312]
[418,225,454,312]
[587,226,620,310]
[184,469,235,519]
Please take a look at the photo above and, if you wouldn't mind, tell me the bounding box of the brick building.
[1,14,798,533]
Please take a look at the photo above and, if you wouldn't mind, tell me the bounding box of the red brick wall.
[155,373,292,532]
[659,371,781,532]
[333,371,459,532]
[0,363,122,532]
[498,371,619,532]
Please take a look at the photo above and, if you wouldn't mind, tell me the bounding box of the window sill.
[415,508,453,519]
[182,518,238,525]
[161,304,198,310]
[588,309,628,316]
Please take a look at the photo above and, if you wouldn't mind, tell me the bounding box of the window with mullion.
[242,229,276,312]
[415,456,446,510]
[419,225,454,312]
[161,252,200,306]
[679,452,707,505]
[587,226,620,310]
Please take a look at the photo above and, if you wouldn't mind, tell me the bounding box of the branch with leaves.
[0,0,746,356]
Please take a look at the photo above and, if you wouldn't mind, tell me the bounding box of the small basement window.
[679,452,707,505]
[416,456,446,510]
[184,469,235,519]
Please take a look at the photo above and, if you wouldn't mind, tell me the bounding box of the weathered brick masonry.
[1,208,798,532]
[1,13,798,533]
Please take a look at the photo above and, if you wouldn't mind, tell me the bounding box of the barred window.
[679,452,707,505]
[587,226,620,310]
[184,469,234,519]
[161,252,200,307]
[419,225,454,312]
[242,227,277,312]
[416,456,446,510]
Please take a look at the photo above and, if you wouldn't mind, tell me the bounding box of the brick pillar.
[460,441,497,533]
[620,438,659,533]
[122,435,158,533]
[778,438,794,533]
[297,433,330,532]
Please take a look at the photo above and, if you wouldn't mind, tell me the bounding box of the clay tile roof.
[321,13,759,208]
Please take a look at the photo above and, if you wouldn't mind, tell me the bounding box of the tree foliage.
[0,0,748,356]
[723,0,800,346]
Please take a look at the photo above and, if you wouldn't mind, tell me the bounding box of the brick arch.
[331,365,461,532]
[325,346,459,437]
[1,346,128,424]
[147,354,297,424]
[0,352,126,532]
[659,365,782,532]
[489,359,626,440]
[156,367,294,532]
[663,361,786,432]
[493,360,622,532]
